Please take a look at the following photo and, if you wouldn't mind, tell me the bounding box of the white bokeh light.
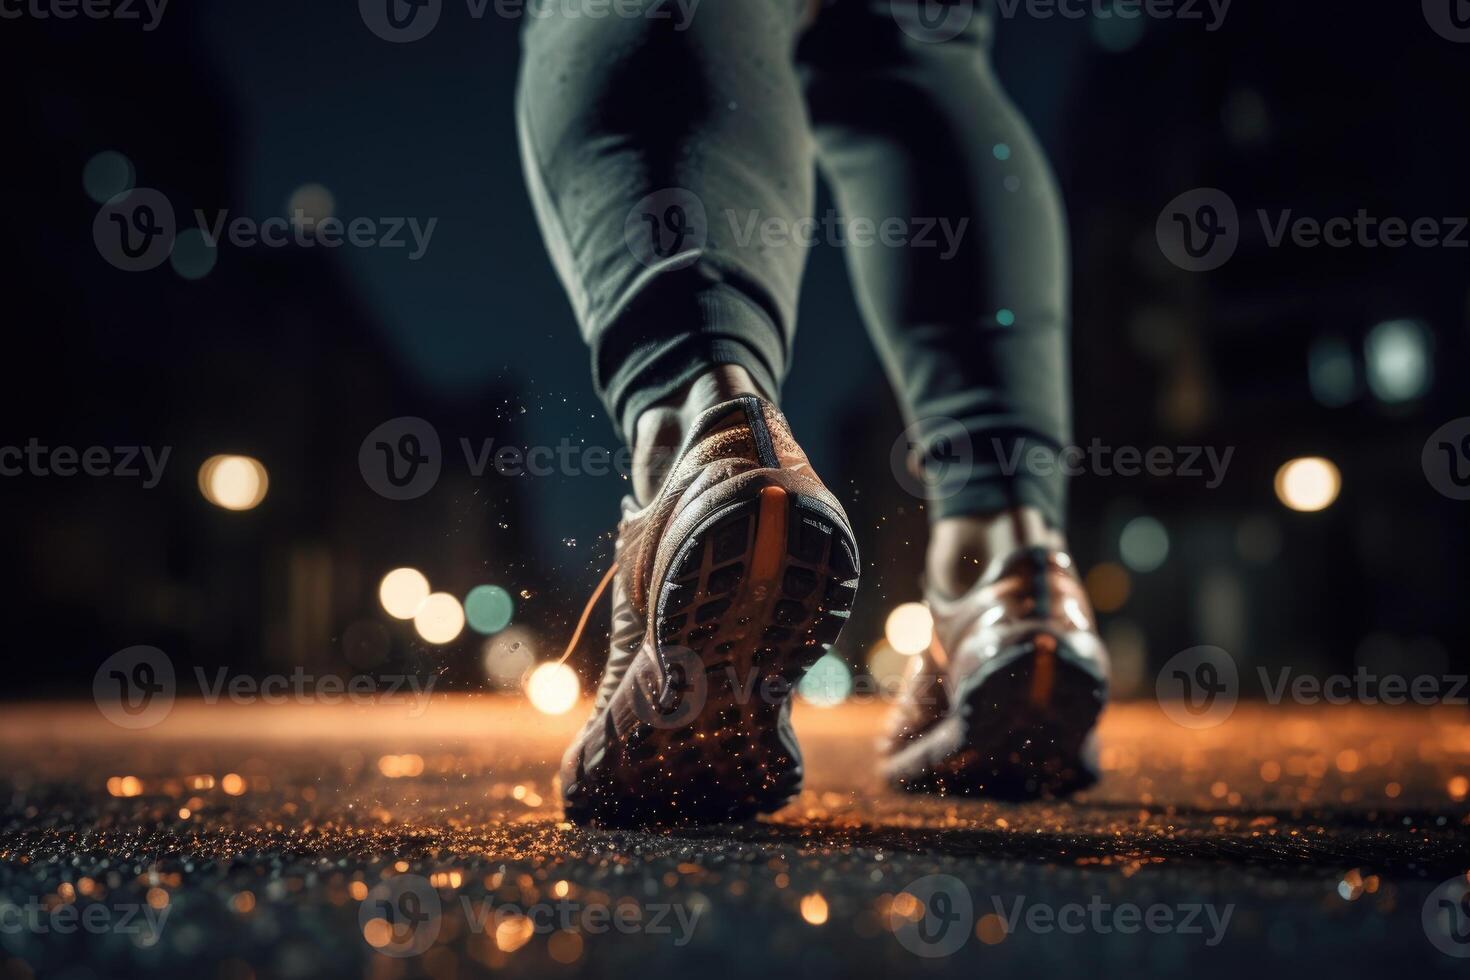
[885,603,934,657]
[413,592,465,644]
[378,568,431,620]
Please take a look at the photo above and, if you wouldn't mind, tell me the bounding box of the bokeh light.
[170,227,217,281]
[287,183,336,228]
[1119,516,1169,572]
[378,568,430,620]
[1235,515,1282,564]
[1308,336,1357,407]
[198,455,269,511]
[1085,562,1131,613]
[797,652,852,708]
[548,929,583,964]
[1092,13,1146,52]
[82,150,135,204]
[1102,618,1147,698]
[1274,457,1341,512]
[413,592,465,645]
[482,627,536,689]
[1364,318,1431,403]
[866,641,909,698]
[525,662,580,715]
[495,915,534,952]
[885,603,933,657]
[464,584,515,635]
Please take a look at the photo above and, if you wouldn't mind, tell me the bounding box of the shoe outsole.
[563,484,859,827]
[884,634,1106,800]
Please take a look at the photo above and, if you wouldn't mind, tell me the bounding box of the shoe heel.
[571,483,859,826]
[888,632,1106,800]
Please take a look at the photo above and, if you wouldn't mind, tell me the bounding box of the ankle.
[926,507,1065,598]
[630,366,765,503]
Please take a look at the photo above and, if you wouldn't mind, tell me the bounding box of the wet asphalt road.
[1,698,1469,980]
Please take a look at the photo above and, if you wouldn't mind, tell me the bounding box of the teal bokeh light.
[465,585,515,635]
[798,651,853,708]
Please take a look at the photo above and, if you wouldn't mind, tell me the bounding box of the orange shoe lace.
[556,562,619,666]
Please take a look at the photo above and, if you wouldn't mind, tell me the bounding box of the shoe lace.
[556,562,619,665]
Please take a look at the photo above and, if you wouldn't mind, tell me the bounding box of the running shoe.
[559,396,860,825]
[881,546,1108,798]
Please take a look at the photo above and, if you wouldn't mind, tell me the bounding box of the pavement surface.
[1,697,1469,980]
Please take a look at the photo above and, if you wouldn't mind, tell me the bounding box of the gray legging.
[515,0,1072,526]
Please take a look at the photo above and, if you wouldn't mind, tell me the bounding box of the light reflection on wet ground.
[1,699,1467,979]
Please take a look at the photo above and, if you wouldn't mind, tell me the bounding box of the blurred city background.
[3,0,1466,711]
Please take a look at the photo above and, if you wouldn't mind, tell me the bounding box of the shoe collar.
[622,394,777,521]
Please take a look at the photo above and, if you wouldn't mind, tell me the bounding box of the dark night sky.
[177,2,1092,566]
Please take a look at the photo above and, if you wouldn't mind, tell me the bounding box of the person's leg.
[798,2,1071,596]
[518,1,865,825]
[515,0,815,500]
